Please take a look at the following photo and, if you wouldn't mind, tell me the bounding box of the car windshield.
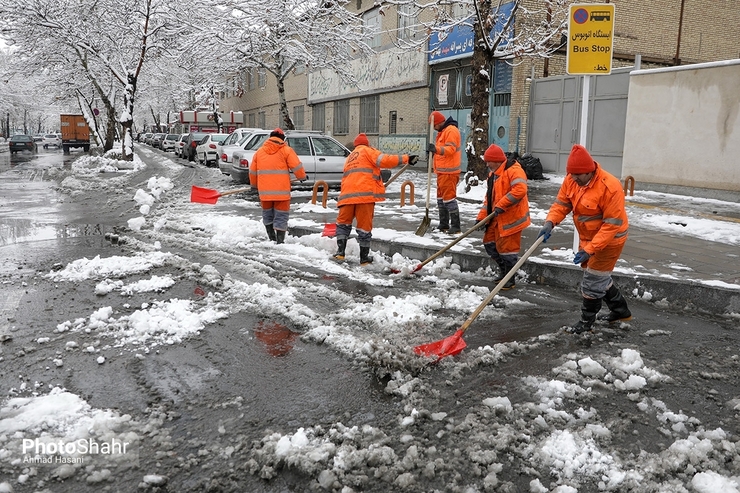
[211,135,228,143]
[166,134,179,140]
[237,133,254,145]
[244,134,269,150]
[44,134,57,139]
[11,135,32,142]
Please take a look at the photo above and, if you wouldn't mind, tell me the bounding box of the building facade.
[219,0,740,171]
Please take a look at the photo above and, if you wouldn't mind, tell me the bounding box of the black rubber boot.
[570,297,603,334]
[448,212,461,234]
[333,238,347,261]
[265,224,277,242]
[492,259,506,282]
[275,230,286,244]
[500,259,517,290]
[359,246,374,266]
[598,284,632,323]
[437,208,450,232]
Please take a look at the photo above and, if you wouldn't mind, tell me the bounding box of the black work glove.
[475,221,488,232]
[538,221,554,242]
[408,155,419,165]
[492,207,504,217]
[427,143,436,154]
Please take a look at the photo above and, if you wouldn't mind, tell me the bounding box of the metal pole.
[573,75,591,252]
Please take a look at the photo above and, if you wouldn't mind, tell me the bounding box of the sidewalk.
[287,170,740,316]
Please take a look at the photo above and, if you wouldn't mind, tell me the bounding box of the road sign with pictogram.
[566,4,615,75]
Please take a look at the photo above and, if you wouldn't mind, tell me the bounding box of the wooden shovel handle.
[458,235,545,334]
[384,163,411,187]
[218,187,252,197]
[416,210,498,270]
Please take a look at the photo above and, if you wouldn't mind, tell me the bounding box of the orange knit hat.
[353,133,369,146]
[483,144,506,163]
[430,111,445,126]
[566,144,596,174]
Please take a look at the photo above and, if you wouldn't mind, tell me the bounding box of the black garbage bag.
[517,152,546,180]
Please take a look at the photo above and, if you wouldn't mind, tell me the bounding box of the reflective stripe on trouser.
[335,203,375,247]
[436,173,459,204]
[261,200,291,231]
[578,242,626,298]
[483,230,521,265]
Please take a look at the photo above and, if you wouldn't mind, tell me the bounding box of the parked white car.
[217,128,263,175]
[195,133,229,166]
[161,133,180,152]
[174,133,189,158]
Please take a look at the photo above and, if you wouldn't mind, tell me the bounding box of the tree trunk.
[121,73,137,161]
[277,77,294,130]
[468,1,493,180]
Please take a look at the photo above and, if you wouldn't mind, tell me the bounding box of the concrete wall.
[622,60,740,191]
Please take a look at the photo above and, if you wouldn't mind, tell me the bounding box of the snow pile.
[46,251,176,282]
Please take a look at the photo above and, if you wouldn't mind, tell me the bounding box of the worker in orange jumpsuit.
[476,144,531,290]
[249,128,307,244]
[428,111,462,233]
[538,144,631,333]
[333,133,418,265]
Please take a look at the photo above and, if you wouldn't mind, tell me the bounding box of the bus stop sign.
[566,4,615,75]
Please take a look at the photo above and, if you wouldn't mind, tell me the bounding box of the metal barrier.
[400,180,415,206]
[623,176,635,196]
[311,181,329,208]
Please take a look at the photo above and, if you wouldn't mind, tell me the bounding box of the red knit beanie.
[353,133,369,146]
[430,111,445,126]
[566,144,596,174]
[483,144,506,163]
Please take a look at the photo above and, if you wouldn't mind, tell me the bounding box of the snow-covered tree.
[195,0,376,130]
[0,0,188,159]
[383,0,571,177]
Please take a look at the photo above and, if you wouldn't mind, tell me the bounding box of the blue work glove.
[537,221,554,242]
[408,155,419,165]
[427,143,436,154]
[573,250,591,264]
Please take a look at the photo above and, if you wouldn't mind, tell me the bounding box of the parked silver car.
[217,128,263,175]
[230,130,354,186]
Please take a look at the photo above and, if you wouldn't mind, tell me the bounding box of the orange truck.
[60,114,91,154]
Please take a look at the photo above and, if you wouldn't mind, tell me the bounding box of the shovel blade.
[322,223,337,237]
[413,329,467,359]
[190,185,221,204]
[415,212,431,236]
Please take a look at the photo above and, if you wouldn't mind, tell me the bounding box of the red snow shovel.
[190,185,251,204]
[390,210,499,275]
[413,236,545,360]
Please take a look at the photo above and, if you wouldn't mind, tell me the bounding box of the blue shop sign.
[429,3,515,64]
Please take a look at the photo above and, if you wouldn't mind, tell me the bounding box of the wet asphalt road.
[0,147,738,492]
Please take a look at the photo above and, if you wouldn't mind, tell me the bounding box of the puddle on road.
[0,220,112,246]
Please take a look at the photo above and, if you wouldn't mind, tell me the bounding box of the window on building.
[247,69,256,91]
[398,4,417,40]
[493,60,513,107]
[294,62,305,75]
[333,100,349,135]
[258,68,266,88]
[359,95,379,134]
[312,103,325,132]
[363,8,382,48]
[249,113,256,127]
[293,105,305,129]
[258,111,266,129]
[452,2,471,19]
[389,111,397,134]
